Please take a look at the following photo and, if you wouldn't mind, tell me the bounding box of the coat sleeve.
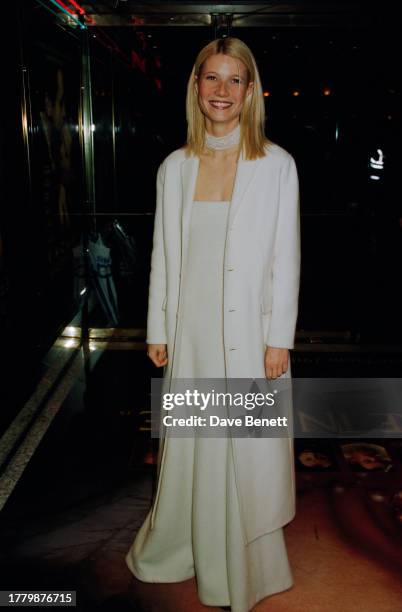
[146,159,168,344]
[266,153,301,350]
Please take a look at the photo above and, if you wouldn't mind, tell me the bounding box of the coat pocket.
[260,302,272,342]
[260,298,272,316]
[261,270,273,314]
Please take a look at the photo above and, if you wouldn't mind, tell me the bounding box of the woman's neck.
[201,144,240,161]
[205,123,238,137]
[203,122,241,160]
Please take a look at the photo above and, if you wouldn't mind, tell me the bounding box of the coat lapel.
[180,154,199,266]
[180,148,263,265]
[227,148,263,229]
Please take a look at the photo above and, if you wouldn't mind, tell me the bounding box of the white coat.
[146,141,301,544]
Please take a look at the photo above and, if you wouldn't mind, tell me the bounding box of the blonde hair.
[183,37,271,160]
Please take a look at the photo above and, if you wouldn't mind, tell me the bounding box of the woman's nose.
[215,80,230,96]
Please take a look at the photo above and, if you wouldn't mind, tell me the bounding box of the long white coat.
[146,141,301,544]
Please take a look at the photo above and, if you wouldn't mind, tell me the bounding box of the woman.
[126,37,301,611]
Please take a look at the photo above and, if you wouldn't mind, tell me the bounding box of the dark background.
[0,0,401,431]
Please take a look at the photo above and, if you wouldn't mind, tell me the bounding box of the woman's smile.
[209,100,233,110]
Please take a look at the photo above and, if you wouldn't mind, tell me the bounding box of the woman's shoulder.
[262,140,294,165]
[158,147,187,171]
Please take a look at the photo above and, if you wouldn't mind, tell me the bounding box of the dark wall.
[0,2,85,432]
[1,4,401,433]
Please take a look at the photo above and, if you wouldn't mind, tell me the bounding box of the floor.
[1,346,402,611]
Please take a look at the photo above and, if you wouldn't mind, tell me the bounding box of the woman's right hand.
[147,344,168,367]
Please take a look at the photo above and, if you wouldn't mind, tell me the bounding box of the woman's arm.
[146,160,168,345]
[266,153,301,351]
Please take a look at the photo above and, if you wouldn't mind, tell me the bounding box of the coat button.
[228,308,236,312]
[229,347,236,351]
[227,268,234,271]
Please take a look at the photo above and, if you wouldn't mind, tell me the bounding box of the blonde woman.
[126,37,301,612]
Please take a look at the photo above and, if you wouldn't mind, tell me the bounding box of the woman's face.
[195,53,253,131]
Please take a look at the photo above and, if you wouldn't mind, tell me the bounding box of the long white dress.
[126,201,294,611]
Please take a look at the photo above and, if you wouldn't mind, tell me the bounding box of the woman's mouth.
[209,100,233,110]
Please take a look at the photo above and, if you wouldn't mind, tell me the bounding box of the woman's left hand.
[264,346,289,379]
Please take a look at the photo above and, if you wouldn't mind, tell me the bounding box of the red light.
[292,90,300,97]
[323,88,331,96]
[263,91,270,97]
[53,0,75,15]
[67,0,85,14]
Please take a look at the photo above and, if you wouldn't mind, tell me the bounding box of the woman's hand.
[147,344,168,368]
[264,346,289,379]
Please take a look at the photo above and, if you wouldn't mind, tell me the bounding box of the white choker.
[205,123,240,150]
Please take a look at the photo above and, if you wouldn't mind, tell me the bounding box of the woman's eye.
[205,75,243,84]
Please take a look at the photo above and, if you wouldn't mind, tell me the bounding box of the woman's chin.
[203,112,240,125]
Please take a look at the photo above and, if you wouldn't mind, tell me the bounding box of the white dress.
[126,201,293,611]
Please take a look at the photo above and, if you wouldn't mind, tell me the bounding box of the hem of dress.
[244,510,297,545]
[250,578,294,610]
[126,557,195,584]
[199,598,231,607]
